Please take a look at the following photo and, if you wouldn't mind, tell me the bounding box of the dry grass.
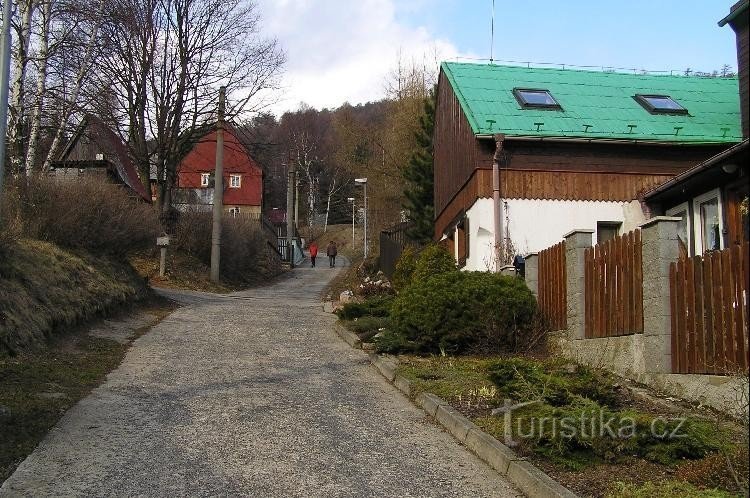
[0,239,149,355]
[129,250,241,294]
[9,177,159,255]
[174,211,282,286]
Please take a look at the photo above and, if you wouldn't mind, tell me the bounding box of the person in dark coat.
[326,241,338,268]
[309,242,318,267]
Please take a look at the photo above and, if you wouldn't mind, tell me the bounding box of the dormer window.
[513,88,562,110]
[634,94,688,115]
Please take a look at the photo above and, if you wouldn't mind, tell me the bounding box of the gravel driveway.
[1,259,519,497]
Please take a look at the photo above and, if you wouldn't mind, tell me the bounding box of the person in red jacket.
[309,241,318,267]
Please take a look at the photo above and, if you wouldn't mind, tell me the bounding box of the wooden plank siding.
[670,243,749,374]
[584,230,643,338]
[433,70,494,218]
[538,241,567,330]
[435,168,676,239]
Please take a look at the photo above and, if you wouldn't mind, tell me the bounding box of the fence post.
[524,252,539,296]
[564,229,594,340]
[640,216,681,374]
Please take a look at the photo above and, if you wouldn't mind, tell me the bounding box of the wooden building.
[51,115,151,202]
[175,126,263,216]
[433,60,741,270]
[645,0,749,257]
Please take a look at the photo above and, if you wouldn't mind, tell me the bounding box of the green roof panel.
[441,62,742,143]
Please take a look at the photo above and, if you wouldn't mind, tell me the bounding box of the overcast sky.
[255,0,740,116]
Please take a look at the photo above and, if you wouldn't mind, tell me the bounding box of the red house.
[176,126,263,216]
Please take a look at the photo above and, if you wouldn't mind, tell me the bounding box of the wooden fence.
[584,230,643,338]
[538,241,567,330]
[670,243,749,374]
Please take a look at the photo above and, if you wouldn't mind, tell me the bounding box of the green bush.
[335,295,394,320]
[392,246,418,291]
[412,244,456,282]
[389,271,537,354]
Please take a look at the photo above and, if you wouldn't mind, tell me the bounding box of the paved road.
[1,258,519,497]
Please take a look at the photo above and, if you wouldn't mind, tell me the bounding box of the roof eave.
[718,0,749,26]
[643,139,750,201]
[474,134,738,146]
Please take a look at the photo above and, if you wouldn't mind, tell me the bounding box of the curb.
[333,322,362,349]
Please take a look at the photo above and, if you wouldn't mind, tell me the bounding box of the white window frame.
[666,201,692,256]
[692,188,724,255]
[200,173,210,187]
[229,207,241,217]
[229,174,242,188]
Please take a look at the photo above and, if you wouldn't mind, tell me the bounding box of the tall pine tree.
[402,88,436,244]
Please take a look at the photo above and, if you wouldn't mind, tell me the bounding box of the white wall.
[462,198,647,271]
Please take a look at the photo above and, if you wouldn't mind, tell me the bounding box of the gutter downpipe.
[492,134,505,271]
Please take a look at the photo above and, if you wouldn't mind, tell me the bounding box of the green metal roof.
[441,61,742,143]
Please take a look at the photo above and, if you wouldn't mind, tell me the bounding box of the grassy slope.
[0,239,148,354]
[0,299,175,483]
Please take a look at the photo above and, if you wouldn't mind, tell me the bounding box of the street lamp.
[354,178,368,259]
[347,197,355,249]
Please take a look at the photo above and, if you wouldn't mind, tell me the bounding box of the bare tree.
[93,0,284,224]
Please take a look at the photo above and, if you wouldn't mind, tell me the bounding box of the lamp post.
[347,197,355,249]
[354,178,368,259]
[0,0,13,223]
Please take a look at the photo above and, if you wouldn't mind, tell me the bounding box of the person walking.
[309,241,318,268]
[326,241,338,268]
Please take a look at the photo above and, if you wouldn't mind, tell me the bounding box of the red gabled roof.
[177,126,263,207]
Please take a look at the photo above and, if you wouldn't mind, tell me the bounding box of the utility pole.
[286,162,296,267]
[294,176,299,229]
[210,86,226,282]
[0,0,13,223]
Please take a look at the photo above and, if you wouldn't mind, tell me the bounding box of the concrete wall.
[461,197,646,272]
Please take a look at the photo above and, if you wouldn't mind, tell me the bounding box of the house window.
[512,88,562,110]
[229,207,241,217]
[597,221,621,244]
[633,94,688,115]
[200,173,211,187]
[693,189,723,254]
[229,174,242,188]
[666,202,691,258]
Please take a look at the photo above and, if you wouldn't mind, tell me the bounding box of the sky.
[254,0,740,116]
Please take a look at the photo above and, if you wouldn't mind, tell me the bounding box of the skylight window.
[634,94,688,115]
[513,88,562,110]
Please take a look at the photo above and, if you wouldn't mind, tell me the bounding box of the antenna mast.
[490,0,495,63]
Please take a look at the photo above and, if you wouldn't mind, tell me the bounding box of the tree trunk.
[9,0,34,174]
[25,0,51,175]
